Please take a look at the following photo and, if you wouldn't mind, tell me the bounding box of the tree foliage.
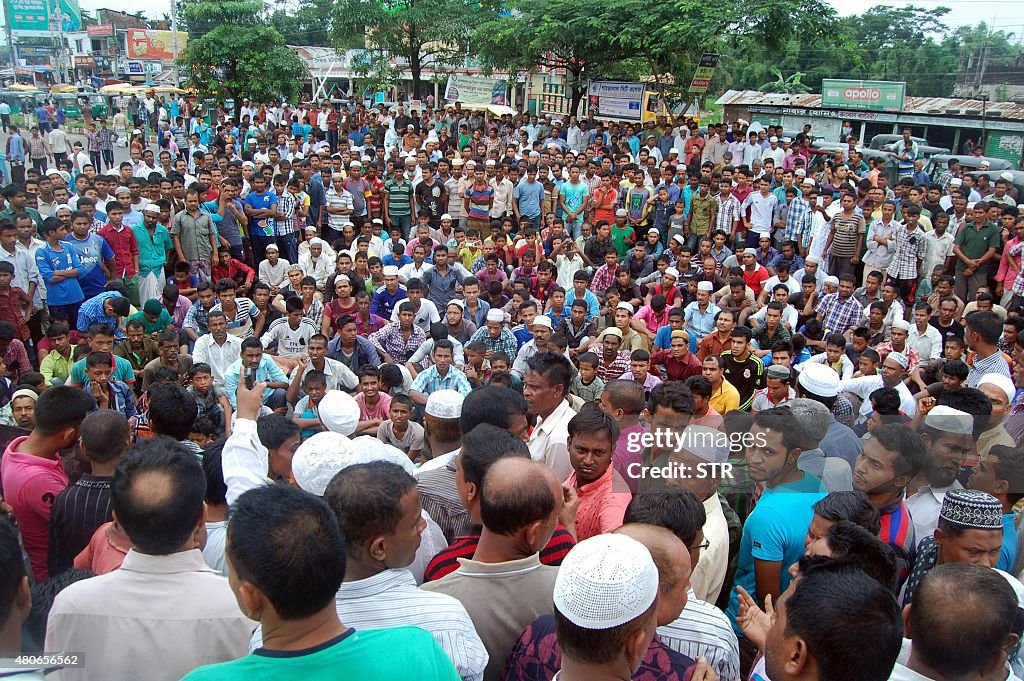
[473,0,838,113]
[178,0,307,114]
[331,0,493,98]
[723,6,1021,98]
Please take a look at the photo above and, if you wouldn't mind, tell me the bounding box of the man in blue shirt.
[564,270,600,320]
[727,408,825,639]
[64,210,115,299]
[5,127,26,184]
[370,265,408,319]
[224,337,289,411]
[513,165,545,226]
[243,173,279,263]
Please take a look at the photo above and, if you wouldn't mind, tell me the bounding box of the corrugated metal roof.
[714,89,1024,120]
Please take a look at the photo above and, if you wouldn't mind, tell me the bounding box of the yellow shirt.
[458,246,481,271]
[709,378,741,415]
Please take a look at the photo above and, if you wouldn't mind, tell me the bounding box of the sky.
[40,0,1024,33]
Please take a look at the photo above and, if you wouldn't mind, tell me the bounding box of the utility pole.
[3,0,18,75]
[171,0,179,86]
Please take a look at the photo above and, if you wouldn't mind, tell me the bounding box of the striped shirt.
[967,349,1012,388]
[47,475,113,577]
[384,178,414,217]
[657,591,741,681]
[422,527,576,583]
[410,365,472,397]
[249,569,488,681]
[465,183,493,221]
[879,497,916,586]
[418,459,473,543]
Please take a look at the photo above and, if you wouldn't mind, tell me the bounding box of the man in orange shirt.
[697,308,735,360]
[564,403,631,541]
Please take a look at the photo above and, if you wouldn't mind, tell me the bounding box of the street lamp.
[978,93,990,155]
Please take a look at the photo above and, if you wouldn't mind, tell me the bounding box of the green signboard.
[985,130,1024,165]
[821,79,906,113]
[4,0,82,36]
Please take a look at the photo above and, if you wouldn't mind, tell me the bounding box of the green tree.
[473,0,626,115]
[332,0,489,98]
[178,0,307,117]
[758,68,812,93]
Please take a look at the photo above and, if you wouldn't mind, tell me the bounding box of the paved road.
[1,126,142,180]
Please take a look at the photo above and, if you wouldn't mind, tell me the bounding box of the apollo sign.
[821,79,906,113]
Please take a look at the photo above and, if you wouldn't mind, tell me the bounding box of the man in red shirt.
[211,246,255,296]
[0,386,94,582]
[98,201,141,307]
[0,261,31,342]
[741,247,770,298]
[651,329,703,381]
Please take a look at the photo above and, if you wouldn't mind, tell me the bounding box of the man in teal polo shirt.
[727,407,826,654]
[132,204,174,306]
[65,323,137,388]
[952,201,1000,303]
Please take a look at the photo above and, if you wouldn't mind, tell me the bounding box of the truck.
[588,81,668,125]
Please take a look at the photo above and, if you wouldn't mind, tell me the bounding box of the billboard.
[688,53,720,94]
[86,23,113,37]
[444,74,508,106]
[821,79,906,113]
[126,28,187,61]
[589,81,645,122]
[5,0,82,36]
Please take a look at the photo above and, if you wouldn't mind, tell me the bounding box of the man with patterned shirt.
[593,328,633,381]
[715,180,742,238]
[468,308,518,359]
[368,301,425,365]
[853,423,923,586]
[784,180,814,253]
[815,274,864,336]
[885,204,927,306]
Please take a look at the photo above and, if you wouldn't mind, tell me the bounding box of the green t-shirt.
[69,353,136,385]
[127,308,172,335]
[182,627,459,681]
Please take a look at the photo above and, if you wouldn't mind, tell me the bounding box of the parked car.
[965,170,1024,204]
[868,133,928,150]
[926,154,1014,179]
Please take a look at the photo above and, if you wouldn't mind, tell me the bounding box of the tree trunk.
[569,81,585,118]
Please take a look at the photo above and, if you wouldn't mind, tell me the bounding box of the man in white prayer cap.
[906,404,975,546]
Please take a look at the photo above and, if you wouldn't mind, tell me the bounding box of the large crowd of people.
[0,94,1022,681]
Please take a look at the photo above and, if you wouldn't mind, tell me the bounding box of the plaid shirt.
[715,194,742,235]
[355,312,388,336]
[469,325,519,358]
[97,128,116,151]
[784,197,813,250]
[275,191,297,236]
[410,365,472,397]
[589,264,616,296]
[368,321,426,364]
[1008,241,1024,296]
[183,300,216,335]
[815,292,864,335]
[936,170,955,193]
[832,394,856,428]
[27,136,48,159]
[885,225,927,281]
[595,346,632,381]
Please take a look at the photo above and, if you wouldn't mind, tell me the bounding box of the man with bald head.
[45,437,254,681]
[892,563,1019,681]
[504,523,701,679]
[421,457,561,681]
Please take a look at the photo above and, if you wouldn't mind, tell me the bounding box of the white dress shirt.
[657,589,741,681]
[905,480,963,548]
[690,494,730,605]
[192,333,243,385]
[528,398,576,481]
[45,549,255,681]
